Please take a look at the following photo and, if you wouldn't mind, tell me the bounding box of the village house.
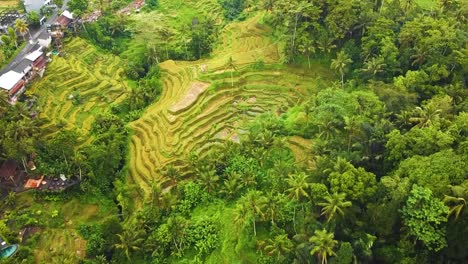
[25,49,47,77]
[55,10,73,28]
[0,71,26,103]
[0,45,48,103]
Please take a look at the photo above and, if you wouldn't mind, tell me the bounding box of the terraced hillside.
[31,38,129,136]
[129,14,330,196]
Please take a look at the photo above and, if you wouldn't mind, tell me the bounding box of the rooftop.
[12,59,32,74]
[62,10,73,19]
[0,71,25,91]
[25,50,43,62]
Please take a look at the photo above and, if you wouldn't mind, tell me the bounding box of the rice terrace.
[0,0,466,263]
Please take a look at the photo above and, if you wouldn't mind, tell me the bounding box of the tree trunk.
[79,166,82,181]
[253,217,256,236]
[21,157,27,173]
[293,205,297,234]
[341,72,344,88]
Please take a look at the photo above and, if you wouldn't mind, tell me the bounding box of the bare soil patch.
[169,81,210,114]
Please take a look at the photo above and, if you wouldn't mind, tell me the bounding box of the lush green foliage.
[0,0,466,262]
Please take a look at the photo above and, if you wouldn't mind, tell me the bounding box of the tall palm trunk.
[341,72,344,88]
[252,217,256,236]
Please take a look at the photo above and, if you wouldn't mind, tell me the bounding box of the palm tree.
[221,172,243,199]
[233,201,252,233]
[110,13,127,36]
[286,172,310,233]
[444,184,467,220]
[259,234,293,261]
[362,56,386,76]
[243,190,267,236]
[147,44,160,65]
[5,192,16,206]
[410,47,427,67]
[15,19,30,41]
[148,179,166,209]
[7,27,18,48]
[343,116,362,153]
[409,105,442,128]
[395,110,413,130]
[316,32,336,54]
[196,165,219,193]
[330,51,353,88]
[285,172,310,202]
[226,56,237,87]
[167,216,188,253]
[115,228,145,262]
[163,164,180,185]
[263,192,282,225]
[318,192,352,223]
[309,229,338,264]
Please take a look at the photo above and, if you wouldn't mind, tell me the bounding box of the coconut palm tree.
[196,165,219,193]
[233,201,252,233]
[226,56,237,87]
[309,229,338,264]
[5,192,16,206]
[343,116,362,153]
[263,192,283,225]
[286,172,310,232]
[444,184,467,220]
[148,179,165,209]
[110,13,127,36]
[331,51,353,88]
[243,190,267,236]
[167,216,188,253]
[318,192,352,223]
[7,27,18,48]
[259,234,294,261]
[285,172,310,202]
[221,172,243,199]
[163,164,181,184]
[362,56,386,76]
[409,105,442,128]
[115,228,145,262]
[15,19,30,41]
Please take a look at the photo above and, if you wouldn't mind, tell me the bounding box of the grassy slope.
[30,38,130,137]
[128,11,330,196]
[9,192,117,262]
[126,4,329,262]
[24,39,128,262]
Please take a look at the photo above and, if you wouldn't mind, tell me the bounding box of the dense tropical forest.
[0,0,467,263]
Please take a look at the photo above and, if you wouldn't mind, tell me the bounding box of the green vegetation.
[31,38,130,135]
[0,0,466,263]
